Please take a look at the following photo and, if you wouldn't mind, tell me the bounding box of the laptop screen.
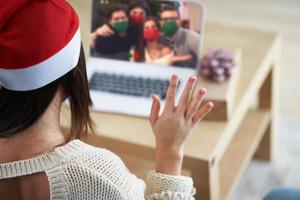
[90,0,205,70]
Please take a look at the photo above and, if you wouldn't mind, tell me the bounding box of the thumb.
[150,95,161,126]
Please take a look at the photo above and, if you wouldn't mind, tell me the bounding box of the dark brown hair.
[128,2,151,16]
[0,45,93,139]
[160,5,180,18]
[134,17,161,62]
[105,4,128,23]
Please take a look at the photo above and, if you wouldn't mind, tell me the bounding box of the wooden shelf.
[219,109,271,200]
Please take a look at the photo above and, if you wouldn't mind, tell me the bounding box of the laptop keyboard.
[89,72,177,99]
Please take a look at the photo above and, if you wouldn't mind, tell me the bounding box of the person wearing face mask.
[128,2,150,26]
[94,4,136,60]
[159,5,201,69]
[91,2,150,50]
[127,2,151,41]
[130,18,174,66]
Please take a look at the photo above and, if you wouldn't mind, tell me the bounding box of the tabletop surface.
[61,23,279,161]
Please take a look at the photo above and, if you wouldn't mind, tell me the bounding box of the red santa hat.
[0,0,81,91]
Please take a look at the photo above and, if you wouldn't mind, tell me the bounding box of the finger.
[102,29,113,36]
[104,25,114,35]
[96,27,104,34]
[177,76,197,112]
[186,88,207,119]
[102,31,113,37]
[192,102,214,124]
[96,31,104,36]
[107,28,114,35]
[96,30,109,36]
[150,95,161,126]
[164,74,179,113]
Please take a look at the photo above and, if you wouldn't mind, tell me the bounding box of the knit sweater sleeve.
[145,171,196,200]
[72,146,196,200]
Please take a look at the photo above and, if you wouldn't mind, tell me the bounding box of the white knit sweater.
[0,140,195,200]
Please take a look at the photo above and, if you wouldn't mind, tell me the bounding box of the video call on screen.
[90,0,204,69]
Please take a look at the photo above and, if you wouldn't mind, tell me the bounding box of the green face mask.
[162,21,179,37]
[112,21,129,33]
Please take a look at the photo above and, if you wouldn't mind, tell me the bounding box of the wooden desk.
[61,23,280,200]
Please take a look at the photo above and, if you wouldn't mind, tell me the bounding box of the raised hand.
[95,24,114,37]
[149,74,214,175]
[90,24,114,48]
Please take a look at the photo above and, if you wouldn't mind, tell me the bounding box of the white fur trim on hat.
[0,29,81,91]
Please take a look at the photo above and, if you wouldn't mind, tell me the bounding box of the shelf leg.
[255,39,280,161]
[184,157,220,200]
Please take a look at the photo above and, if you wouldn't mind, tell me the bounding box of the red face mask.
[130,14,145,25]
[143,28,160,42]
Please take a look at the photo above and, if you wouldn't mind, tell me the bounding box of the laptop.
[87,0,206,117]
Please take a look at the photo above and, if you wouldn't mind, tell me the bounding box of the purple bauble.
[200,49,236,83]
